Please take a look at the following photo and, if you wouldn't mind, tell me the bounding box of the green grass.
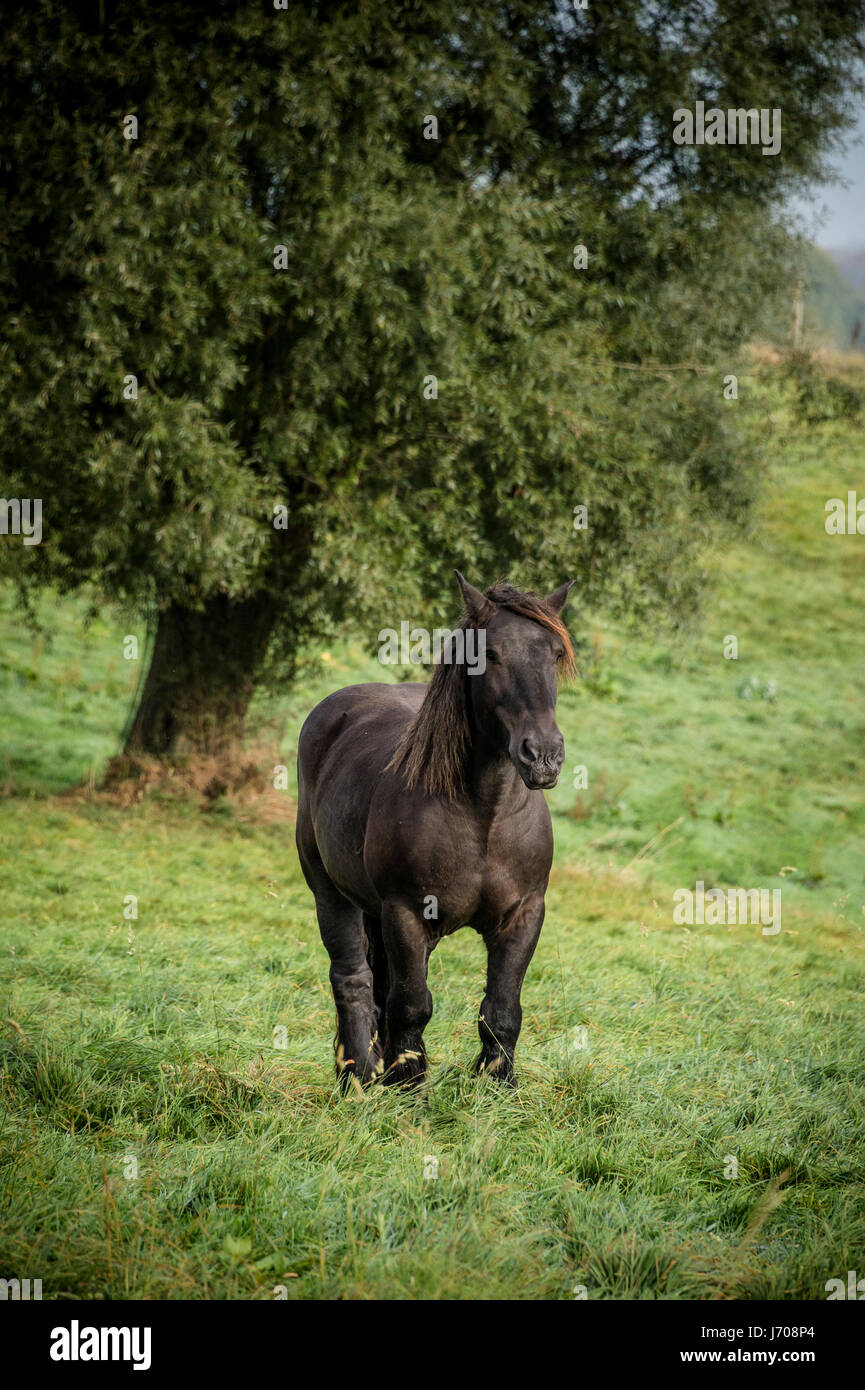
[1,381,864,1299]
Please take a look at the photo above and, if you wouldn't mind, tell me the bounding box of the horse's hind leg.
[380,901,432,1088]
[309,871,382,1089]
[363,912,389,1043]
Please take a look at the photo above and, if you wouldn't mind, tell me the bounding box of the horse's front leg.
[476,894,545,1087]
[381,900,432,1088]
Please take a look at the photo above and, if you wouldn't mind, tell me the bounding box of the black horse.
[296,572,575,1090]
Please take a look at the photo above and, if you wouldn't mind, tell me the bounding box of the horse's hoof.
[381,1051,427,1089]
[474,1053,518,1088]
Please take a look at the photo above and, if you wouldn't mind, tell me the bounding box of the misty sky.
[791,106,865,249]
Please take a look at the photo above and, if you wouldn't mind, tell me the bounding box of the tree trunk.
[124,595,277,757]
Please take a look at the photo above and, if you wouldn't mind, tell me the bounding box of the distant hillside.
[826,246,865,292]
[806,244,865,350]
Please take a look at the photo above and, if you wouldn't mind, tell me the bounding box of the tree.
[2,0,863,754]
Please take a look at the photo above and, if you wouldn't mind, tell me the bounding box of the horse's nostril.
[520,737,540,764]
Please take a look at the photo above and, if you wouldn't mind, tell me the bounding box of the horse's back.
[297,682,424,789]
[296,683,425,905]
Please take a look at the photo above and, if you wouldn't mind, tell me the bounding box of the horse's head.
[456,572,575,790]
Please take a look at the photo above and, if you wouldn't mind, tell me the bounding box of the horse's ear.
[545,580,575,615]
[455,570,488,620]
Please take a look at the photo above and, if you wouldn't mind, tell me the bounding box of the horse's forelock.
[486,586,577,680]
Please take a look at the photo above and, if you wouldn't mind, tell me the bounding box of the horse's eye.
[486,649,501,664]
[554,650,564,663]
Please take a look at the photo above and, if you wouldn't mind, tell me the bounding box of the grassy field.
[1,374,864,1300]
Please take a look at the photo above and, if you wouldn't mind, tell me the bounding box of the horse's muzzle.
[514,734,565,790]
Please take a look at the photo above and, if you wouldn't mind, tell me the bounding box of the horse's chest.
[424,812,552,932]
[364,783,553,931]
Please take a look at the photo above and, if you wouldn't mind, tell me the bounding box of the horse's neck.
[465,731,527,817]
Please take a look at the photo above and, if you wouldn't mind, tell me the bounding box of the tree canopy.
[2,0,863,750]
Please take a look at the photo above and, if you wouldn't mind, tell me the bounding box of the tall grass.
[1,373,864,1299]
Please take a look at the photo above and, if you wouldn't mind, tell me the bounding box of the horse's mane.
[388,581,576,800]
